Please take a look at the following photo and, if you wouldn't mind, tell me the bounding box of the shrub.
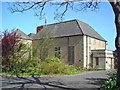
[25,55,42,76]
[104,77,118,90]
[2,30,19,71]
[40,57,78,75]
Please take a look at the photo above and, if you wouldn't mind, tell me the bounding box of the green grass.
[0,71,80,77]
[0,67,103,77]
[0,71,45,77]
[84,68,105,71]
[0,66,83,77]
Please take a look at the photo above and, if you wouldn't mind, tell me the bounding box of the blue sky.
[1,2,116,50]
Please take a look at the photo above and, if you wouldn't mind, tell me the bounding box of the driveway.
[1,70,114,90]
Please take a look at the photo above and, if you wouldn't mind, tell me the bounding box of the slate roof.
[28,33,36,39]
[34,19,106,41]
[12,29,32,40]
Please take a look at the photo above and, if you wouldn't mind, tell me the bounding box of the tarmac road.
[1,70,115,90]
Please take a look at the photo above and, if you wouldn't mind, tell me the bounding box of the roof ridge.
[76,20,106,41]
[75,20,84,35]
[36,19,106,41]
[38,19,78,27]
[14,29,32,40]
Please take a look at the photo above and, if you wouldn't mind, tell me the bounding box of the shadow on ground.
[85,77,107,89]
[2,76,79,90]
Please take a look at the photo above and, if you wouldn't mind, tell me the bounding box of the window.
[96,57,99,65]
[55,47,60,59]
[39,47,48,60]
[68,46,74,65]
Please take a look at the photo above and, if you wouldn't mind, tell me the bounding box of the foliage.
[2,30,33,76]
[85,68,104,71]
[34,31,55,60]
[2,30,81,76]
[40,57,78,75]
[104,70,119,90]
[2,30,19,71]
[2,30,95,76]
[1,56,81,76]
[6,41,31,76]
[88,63,93,68]
[104,77,118,90]
[26,56,41,76]
[2,30,19,56]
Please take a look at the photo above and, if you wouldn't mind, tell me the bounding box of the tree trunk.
[110,2,120,87]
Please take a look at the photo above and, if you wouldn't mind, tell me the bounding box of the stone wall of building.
[32,34,111,69]
[32,35,83,67]
[90,37,106,50]
[92,50,114,69]
[83,35,106,68]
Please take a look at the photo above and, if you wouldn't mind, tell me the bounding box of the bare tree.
[8,0,120,87]
[8,1,99,20]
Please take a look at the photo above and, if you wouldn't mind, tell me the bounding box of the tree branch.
[39,2,46,17]
[9,2,42,13]
[8,1,99,21]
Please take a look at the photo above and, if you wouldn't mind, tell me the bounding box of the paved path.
[1,70,114,90]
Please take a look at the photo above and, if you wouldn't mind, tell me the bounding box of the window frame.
[68,46,74,65]
[39,47,48,60]
[55,47,61,59]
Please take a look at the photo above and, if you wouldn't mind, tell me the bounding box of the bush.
[104,70,119,90]
[2,30,19,72]
[104,77,118,90]
[2,55,81,76]
[40,57,78,75]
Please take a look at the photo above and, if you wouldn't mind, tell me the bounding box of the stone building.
[32,19,114,69]
[12,29,32,58]
[13,29,32,45]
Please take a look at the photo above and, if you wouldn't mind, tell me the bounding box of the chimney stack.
[36,26,43,33]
